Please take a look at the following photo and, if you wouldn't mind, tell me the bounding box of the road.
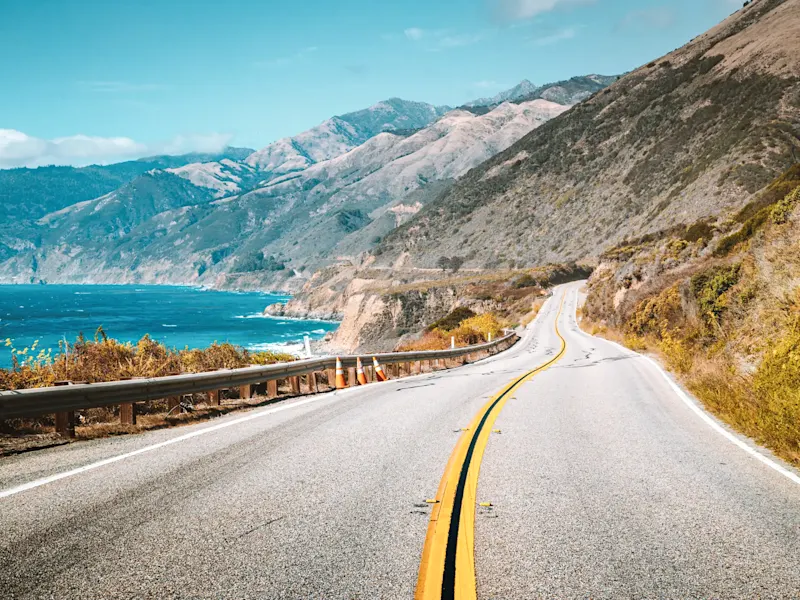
[1,282,799,599]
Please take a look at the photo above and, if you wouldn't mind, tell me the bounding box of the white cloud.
[531,26,579,46]
[0,129,233,169]
[491,0,596,21]
[618,7,676,29]
[399,27,490,50]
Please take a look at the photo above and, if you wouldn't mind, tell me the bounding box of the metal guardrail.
[0,334,518,420]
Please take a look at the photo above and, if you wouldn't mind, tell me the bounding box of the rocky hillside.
[244,99,452,178]
[582,165,800,465]
[465,75,619,110]
[0,85,601,287]
[376,0,800,270]
[0,147,253,225]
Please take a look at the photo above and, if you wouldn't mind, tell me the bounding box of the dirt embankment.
[272,258,592,353]
[583,166,800,466]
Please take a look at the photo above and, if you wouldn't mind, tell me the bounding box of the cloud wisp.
[399,27,490,50]
[618,7,677,30]
[0,129,233,169]
[490,0,597,21]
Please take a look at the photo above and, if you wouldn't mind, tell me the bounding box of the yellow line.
[415,293,567,600]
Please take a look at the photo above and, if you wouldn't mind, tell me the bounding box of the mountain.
[0,68,617,287]
[0,147,254,224]
[376,0,800,270]
[466,75,619,109]
[0,99,571,286]
[245,98,452,179]
[466,80,539,107]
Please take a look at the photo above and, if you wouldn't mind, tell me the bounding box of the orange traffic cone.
[335,357,347,389]
[373,357,388,382]
[356,357,368,385]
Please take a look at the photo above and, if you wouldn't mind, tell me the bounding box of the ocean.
[0,285,338,369]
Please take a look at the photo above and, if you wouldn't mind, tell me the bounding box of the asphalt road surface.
[1,282,799,599]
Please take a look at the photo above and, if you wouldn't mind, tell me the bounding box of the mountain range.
[0,76,611,287]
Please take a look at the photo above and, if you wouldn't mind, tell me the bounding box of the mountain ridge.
[374,0,800,271]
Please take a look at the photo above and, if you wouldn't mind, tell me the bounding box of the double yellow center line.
[415,294,567,600]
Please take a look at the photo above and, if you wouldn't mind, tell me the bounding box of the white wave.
[74,292,92,295]
[162,324,178,328]
[247,341,305,356]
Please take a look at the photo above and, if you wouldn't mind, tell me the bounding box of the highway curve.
[1,282,799,599]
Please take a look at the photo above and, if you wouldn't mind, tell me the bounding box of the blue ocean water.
[0,285,338,369]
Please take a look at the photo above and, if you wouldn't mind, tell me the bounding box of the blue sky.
[0,0,740,167]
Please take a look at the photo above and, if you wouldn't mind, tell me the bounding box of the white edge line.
[0,390,356,500]
[569,286,800,487]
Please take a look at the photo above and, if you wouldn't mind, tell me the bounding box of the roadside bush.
[426,307,476,332]
[770,186,800,225]
[690,264,741,329]
[627,285,683,337]
[449,314,503,345]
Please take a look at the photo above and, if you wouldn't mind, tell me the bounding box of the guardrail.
[0,333,518,437]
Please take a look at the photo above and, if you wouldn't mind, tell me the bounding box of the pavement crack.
[229,516,285,541]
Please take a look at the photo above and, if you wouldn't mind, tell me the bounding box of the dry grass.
[1,330,294,391]
[398,313,504,351]
[0,331,297,449]
[583,178,800,466]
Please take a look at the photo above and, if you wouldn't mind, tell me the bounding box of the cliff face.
[275,259,588,352]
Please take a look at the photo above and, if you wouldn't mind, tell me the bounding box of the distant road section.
[1,283,799,598]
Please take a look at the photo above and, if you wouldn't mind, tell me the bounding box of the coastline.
[0,284,339,370]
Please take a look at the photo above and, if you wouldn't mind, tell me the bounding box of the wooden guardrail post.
[267,379,279,399]
[240,384,252,400]
[290,376,301,395]
[208,390,221,406]
[346,367,355,387]
[53,381,76,438]
[326,368,336,389]
[167,396,181,413]
[413,360,422,375]
[120,402,136,426]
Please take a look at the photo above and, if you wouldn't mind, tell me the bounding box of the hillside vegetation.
[583,166,800,466]
[376,0,800,270]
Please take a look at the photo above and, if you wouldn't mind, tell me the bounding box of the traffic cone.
[335,357,347,389]
[373,357,388,382]
[356,357,368,385]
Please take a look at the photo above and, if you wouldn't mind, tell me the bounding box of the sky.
[0,0,742,168]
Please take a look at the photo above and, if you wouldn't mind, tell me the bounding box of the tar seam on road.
[568,287,800,487]
[415,293,568,600]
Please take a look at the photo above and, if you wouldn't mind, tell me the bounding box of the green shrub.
[426,307,476,332]
[770,186,800,224]
[231,251,286,273]
[690,264,741,329]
